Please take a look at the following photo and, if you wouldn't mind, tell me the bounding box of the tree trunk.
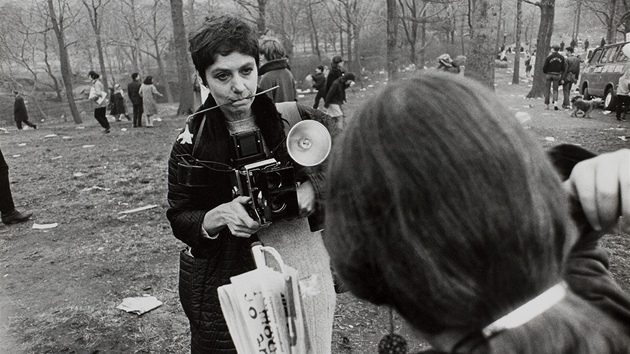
[466,0,500,89]
[387,0,399,81]
[307,2,321,60]
[47,0,82,124]
[512,0,522,84]
[607,0,617,43]
[527,0,555,98]
[169,0,193,115]
[257,0,267,34]
[572,0,581,41]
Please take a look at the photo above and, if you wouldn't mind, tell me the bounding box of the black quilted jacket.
[167,92,339,353]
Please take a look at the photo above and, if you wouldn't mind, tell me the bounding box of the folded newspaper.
[218,245,310,354]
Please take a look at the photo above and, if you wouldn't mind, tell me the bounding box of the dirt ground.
[1,67,629,354]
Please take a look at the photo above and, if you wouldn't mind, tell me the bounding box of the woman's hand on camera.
[296,181,316,218]
[203,196,264,238]
[563,148,630,232]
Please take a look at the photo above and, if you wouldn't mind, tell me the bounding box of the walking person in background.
[88,70,111,133]
[542,45,567,111]
[139,75,162,127]
[616,69,630,122]
[13,91,36,130]
[600,37,606,47]
[1,147,32,225]
[312,65,327,109]
[110,84,130,122]
[258,36,296,102]
[562,47,581,109]
[127,73,143,128]
[585,38,590,52]
[325,56,345,95]
[324,72,356,129]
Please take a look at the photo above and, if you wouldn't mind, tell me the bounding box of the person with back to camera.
[258,36,296,103]
[543,44,567,111]
[312,65,327,109]
[616,69,630,122]
[324,71,630,353]
[324,72,356,129]
[88,70,111,133]
[562,46,581,109]
[127,73,143,128]
[110,84,130,122]
[325,55,345,95]
[166,14,340,353]
[139,75,162,127]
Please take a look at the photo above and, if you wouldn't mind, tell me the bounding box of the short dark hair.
[565,46,574,53]
[317,65,324,72]
[188,15,259,86]
[88,71,100,79]
[131,73,139,80]
[143,76,153,85]
[552,44,561,51]
[259,36,287,61]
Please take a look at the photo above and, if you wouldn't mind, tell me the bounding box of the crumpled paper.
[116,295,162,315]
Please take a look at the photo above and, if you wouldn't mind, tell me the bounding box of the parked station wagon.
[578,41,630,110]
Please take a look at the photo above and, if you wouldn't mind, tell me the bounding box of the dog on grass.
[570,96,598,118]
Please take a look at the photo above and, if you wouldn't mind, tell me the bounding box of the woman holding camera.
[166,15,339,353]
[325,71,630,353]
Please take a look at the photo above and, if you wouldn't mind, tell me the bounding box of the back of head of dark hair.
[566,47,574,53]
[188,15,259,86]
[317,65,324,72]
[88,71,99,79]
[325,71,575,335]
[143,76,153,85]
[131,72,139,80]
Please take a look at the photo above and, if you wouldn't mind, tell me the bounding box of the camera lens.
[266,172,283,190]
[271,196,287,213]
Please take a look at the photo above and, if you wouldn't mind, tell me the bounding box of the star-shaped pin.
[177,124,194,145]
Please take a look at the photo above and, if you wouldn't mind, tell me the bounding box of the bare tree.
[387,0,400,81]
[525,0,555,98]
[142,0,174,102]
[82,0,112,90]
[169,0,193,115]
[512,0,523,84]
[465,0,501,88]
[48,0,82,124]
[233,0,269,34]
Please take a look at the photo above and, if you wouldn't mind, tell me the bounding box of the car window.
[616,46,629,62]
[590,49,602,63]
[607,46,620,62]
[600,47,614,63]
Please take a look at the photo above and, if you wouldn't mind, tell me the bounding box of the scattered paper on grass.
[51,156,63,160]
[32,223,59,230]
[121,128,128,132]
[82,145,95,148]
[0,128,8,134]
[18,143,26,146]
[545,137,556,141]
[603,110,611,115]
[75,126,85,130]
[12,155,20,158]
[45,134,58,138]
[118,204,158,214]
[62,136,72,139]
[81,186,111,192]
[619,136,628,141]
[73,172,86,177]
[117,295,162,315]
[515,112,532,125]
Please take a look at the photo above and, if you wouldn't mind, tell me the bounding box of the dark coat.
[13,95,28,122]
[542,52,567,75]
[258,58,296,103]
[167,93,339,353]
[324,75,354,107]
[110,91,126,115]
[325,66,344,94]
[312,72,326,91]
[127,80,142,105]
